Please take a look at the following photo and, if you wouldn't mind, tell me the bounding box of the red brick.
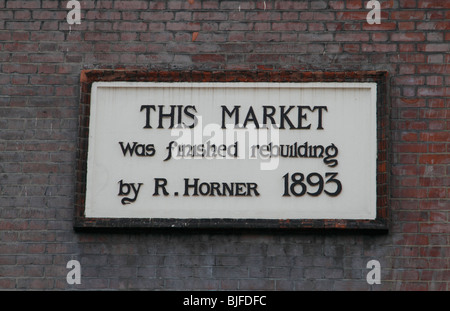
[55,86,76,97]
[392,165,420,177]
[6,0,40,8]
[417,65,447,74]
[29,53,64,63]
[272,22,307,31]
[427,98,445,111]
[6,21,41,30]
[113,22,147,32]
[394,270,420,281]
[335,33,369,42]
[417,44,449,52]
[395,76,425,85]
[254,22,271,31]
[429,211,447,222]
[398,64,415,74]
[274,1,308,10]
[396,235,429,246]
[391,11,425,20]
[335,11,367,20]
[343,44,360,53]
[148,1,166,10]
[368,34,387,44]
[85,11,121,20]
[417,87,448,97]
[426,76,444,86]
[166,22,201,31]
[419,154,450,164]
[398,22,415,30]
[192,54,225,63]
[298,33,333,42]
[220,22,252,31]
[391,33,426,41]
[427,54,444,64]
[420,176,447,188]
[394,143,428,153]
[397,154,418,164]
[394,188,428,198]
[399,0,417,8]
[11,75,28,85]
[310,0,328,10]
[420,223,449,233]
[420,132,450,142]
[4,42,39,52]
[227,32,245,42]
[14,10,31,19]
[114,1,148,10]
[140,11,175,21]
[3,64,37,74]
[396,176,418,187]
[420,108,449,119]
[329,1,345,9]
[84,32,120,41]
[398,109,417,120]
[363,22,397,31]
[418,0,450,8]
[32,10,66,20]
[121,12,139,20]
[345,0,362,9]
[401,132,419,142]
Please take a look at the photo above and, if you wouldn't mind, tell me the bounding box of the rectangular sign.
[84,81,377,220]
[75,70,389,230]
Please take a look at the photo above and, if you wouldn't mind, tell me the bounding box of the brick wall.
[0,0,448,290]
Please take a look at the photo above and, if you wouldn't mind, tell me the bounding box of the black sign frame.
[74,70,389,231]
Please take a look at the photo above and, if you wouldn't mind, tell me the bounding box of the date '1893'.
[282,172,342,197]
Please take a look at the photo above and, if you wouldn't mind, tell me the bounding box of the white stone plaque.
[84,82,377,220]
